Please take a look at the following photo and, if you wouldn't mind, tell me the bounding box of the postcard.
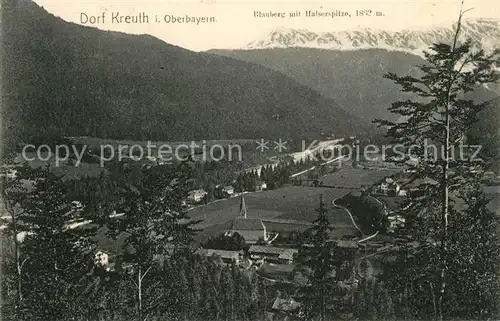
[1,0,499,320]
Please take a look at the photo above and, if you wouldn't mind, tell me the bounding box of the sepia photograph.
[1,0,500,320]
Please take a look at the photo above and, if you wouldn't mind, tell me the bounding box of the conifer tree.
[295,195,339,320]
[15,167,99,321]
[444,184,500,319]
[107,164,198,321]
[374,2,499,319]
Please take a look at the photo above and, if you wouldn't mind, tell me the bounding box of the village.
[0,142,411,317]
[3,136,500,320]
[2,0,499,319]
[53,143,496,319]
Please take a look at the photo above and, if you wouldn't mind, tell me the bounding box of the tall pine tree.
[107,164,198,321]
[15,167,99,321]
[295,194,340,320]
[374,2,499,319]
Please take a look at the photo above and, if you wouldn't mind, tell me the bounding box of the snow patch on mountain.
[245,18,500,54]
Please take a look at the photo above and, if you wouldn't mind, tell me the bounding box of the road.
[331,198,363,234]
[290,155,347,178]
[331,194,388,243]
[366,194,389,216]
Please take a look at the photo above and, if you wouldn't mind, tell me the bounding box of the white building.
[387,215,406,232]
[222,186,234,196]
[187,189,207,202]
[256,181,267,191]
[0,168,18,181]
[379,182,389,192]
[94,250,109,266]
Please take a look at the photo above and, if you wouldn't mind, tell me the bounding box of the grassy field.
[189,185,362,246]
[321,167,400,189]
[190,167,400,243]
[189,186,355,228]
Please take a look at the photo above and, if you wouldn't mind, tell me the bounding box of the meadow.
[320,167,399,189]
[189,167,401,243]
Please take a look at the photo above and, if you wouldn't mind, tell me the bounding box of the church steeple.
[239,193,247,219]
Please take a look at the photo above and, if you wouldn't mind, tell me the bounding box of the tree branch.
[20,257,28,270]
[140,264,154,282]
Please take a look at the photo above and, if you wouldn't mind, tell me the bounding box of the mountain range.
[210,19,500,122]
[245,18,500,54]
[2,0,498,151]
[209,48,427,122]
[2,0,369,148]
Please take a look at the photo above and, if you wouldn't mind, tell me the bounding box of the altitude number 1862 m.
[356,10,384,16]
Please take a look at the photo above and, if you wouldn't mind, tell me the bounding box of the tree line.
[0,163,264,321]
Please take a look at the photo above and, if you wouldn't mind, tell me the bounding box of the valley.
[1,1,499,320]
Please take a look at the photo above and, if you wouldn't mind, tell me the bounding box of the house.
[271,297,302,318]
[277,249,297,265]
[397,177,439,195]
[187,189,207,203]
[157,159,168,165]
[71,201,83,213]
[16,231,35,243]
[226,218,267,244]
[256,181,267,191]
[336,240,359,262]
[249,245,298,264]
[378,180,402,196]
[224,194,268,244]
[387,214,406,232]
[379,182,389,193]
[94,250,109,267]
[256,262,296,281]
[222,185,234,196]
[0,168,18,181]
[359,233,396,250]
[198,249,242,265]
[336,240,359,250]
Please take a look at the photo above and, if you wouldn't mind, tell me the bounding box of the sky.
[33,0,500,51]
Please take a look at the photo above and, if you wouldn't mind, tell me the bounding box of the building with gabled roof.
[197,248,242,265]
[249,245,298,264]
[257,262,296,281]
[222,185,234,196]
[271,297,302,318]
[231,217,266,231]
[336,240,359,249]
[224,193,268,244]
[187,189,207,203]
